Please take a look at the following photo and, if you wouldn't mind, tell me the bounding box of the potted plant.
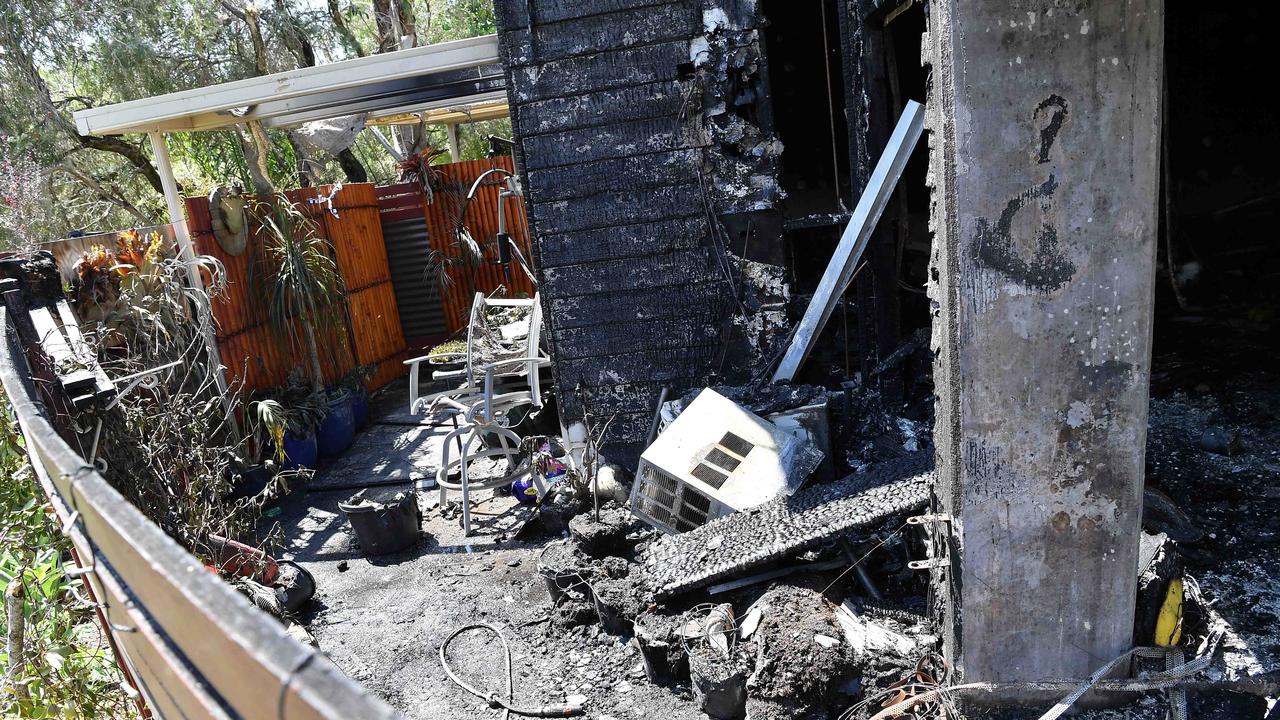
[254,371,326,469]
[251,196,355,456]
[338,364,376,429]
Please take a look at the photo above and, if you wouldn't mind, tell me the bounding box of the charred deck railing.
[0,308,401,719]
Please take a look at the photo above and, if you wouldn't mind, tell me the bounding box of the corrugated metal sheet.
[185,183,408,394]
[375,183,448,344]
[422,157,537,331]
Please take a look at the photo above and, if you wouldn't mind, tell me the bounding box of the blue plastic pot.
[350,385,370,429]
[282,430,318,470]
[317,391,355,456]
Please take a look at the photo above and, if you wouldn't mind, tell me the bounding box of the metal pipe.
[646,386,670,447]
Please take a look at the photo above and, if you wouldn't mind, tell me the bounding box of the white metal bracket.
[907,513,953,526]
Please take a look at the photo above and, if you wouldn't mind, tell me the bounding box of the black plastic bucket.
[537,541,590,604]
[339,488,421,556]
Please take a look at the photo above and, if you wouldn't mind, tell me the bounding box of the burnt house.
[495,0,931,465]
[496,0,1280,697]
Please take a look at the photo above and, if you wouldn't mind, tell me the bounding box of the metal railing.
[0,307,402,720]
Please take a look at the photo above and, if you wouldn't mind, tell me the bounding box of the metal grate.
[704,447,741,472]
[634,463,719,534]
[690,462,730,489]
[637,465,680,529]
[718,432,755,457]
[676,488,711,531]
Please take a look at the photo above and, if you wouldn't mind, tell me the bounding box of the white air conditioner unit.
[630,389,823,534]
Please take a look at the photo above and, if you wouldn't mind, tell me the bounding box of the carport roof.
[72,35,505,136]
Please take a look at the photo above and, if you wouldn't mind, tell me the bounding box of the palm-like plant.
[249,196,344,397]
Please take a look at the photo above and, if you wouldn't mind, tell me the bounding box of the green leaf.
[45,647,68,671]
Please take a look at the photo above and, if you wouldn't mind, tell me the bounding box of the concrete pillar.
[924,0,1163,698]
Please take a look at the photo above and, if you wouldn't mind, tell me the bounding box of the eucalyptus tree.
[0,0,502,248]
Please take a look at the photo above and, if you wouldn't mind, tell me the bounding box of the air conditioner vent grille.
[705,447,741,471]
[690,462,730,488]
[718,432,755,457]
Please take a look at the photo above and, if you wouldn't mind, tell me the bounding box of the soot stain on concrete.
[1034,94,1069,164]
[973,175,1076,292]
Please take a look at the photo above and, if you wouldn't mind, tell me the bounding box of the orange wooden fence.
[186,183,407,394]
[421,156,536,331]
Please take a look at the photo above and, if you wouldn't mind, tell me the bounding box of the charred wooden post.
[924,0,1164,701]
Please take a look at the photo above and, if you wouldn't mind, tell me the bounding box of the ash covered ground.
[273,320,1280,719]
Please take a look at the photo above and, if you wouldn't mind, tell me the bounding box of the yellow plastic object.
[1154,577,1184,647]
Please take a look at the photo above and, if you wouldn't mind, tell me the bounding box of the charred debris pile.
[491,373,1275,720]
[525,381,941,720]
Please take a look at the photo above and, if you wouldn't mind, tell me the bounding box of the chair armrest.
[479,357,538,373]
[404,351,466,366]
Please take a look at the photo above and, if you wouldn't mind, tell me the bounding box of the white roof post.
[445,123,461,163]
[147,131,239,435]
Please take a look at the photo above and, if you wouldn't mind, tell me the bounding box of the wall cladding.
[497,0,782,466]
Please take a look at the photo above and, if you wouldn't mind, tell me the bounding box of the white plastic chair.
[403,293,548,418]
[420,295,551,535]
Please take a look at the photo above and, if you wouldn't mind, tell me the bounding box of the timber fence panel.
[0,308,402,720]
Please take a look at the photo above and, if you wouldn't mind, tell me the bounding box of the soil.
[742,580,857,707]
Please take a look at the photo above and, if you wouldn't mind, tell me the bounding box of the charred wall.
[497,0,927,465]
[496,0,785,465]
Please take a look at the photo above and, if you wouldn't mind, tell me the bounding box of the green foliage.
[457,118,514,162]
[0,393,137,718]
[416,0,497,45]
[0,0,507,247]
[249,197,345,394]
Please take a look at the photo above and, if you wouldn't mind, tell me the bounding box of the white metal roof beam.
[73,35,501,136]
[257,68,506,129]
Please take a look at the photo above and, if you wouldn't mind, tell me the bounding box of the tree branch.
[0,23,166,196]
[328,0,366,57]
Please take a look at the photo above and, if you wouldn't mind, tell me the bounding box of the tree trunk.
[4,578,26,701]
[301,316,326,396]
[336,148,368,183]
[372,0,400,54]
[396,0,417,42]
[287,133,315,188]
[238,123,276,195]
[328,0,365,57]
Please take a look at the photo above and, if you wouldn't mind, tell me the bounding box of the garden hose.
[439,623,585,719]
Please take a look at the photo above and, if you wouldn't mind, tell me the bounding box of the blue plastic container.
[350,385,370,429]
[282,430,318,470]
[317,391,355,456]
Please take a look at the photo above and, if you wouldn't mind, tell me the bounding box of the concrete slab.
[311,423,450,492]
[276,486,704,720]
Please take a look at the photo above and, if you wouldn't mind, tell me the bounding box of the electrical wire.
[440,623,586,719]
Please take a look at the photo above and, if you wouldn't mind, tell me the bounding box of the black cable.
[440,623,585,719]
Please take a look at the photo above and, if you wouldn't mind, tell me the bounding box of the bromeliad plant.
[249,196,345,399]
[250,368,326,462]
[73,229,227,372]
